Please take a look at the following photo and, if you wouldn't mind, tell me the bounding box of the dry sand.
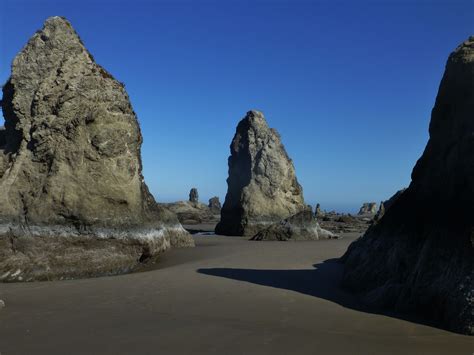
[0,233,472,354]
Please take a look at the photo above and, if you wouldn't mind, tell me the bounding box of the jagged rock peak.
[0,16,193,282]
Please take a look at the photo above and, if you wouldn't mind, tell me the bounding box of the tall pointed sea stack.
[0,17,193,281]
[342,37,474,335]
[215,110,306,236]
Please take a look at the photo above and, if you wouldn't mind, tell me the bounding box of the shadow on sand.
[197,259,443,332]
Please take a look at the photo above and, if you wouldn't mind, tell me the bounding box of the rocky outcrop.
[189,188,199,204]
[357,202,377,215]
[342,37,474,335]
[251,210,338,241]
[0,17,193,282]
[215,110,306,236]
[163,200,217,224]
[208,196,221,214]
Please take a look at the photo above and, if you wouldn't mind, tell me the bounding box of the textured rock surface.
[189,188,199,204]
[163,200,218,225]
[357,202,377,215]
[342,37,474,335]
[208,196,222,214]
[251,210,338,241]
[215,110,306,236]
[0,17,193,281]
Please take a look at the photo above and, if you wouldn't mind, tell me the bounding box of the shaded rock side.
[341,37,474,335]
[251,210,338,241]
[0,17,193,281]
[215,110,306,236]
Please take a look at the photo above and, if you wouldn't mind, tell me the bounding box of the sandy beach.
[0,233,472,355]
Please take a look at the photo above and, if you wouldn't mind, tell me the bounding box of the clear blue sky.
[1,0,473,213]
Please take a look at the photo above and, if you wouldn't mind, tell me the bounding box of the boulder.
[341,37,474,335]
[357,202,377,215]
[0,17,193,282]
[251,210,338,241]
[215,110,306,236]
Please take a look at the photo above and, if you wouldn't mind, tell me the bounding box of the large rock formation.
[215,110,306,236]
[0,17,193,281]
[251,210,338,241]
[341,37,474,335]
[357,202,377,215]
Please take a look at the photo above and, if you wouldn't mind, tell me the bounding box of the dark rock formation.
[342,37,474,335]
[189,188,199,204]
[357,202,377,215]
[373,189,406,223]
[208,196,221,214]
[215,110,306,236]
[251,210,338,241]
[0,17,193,282]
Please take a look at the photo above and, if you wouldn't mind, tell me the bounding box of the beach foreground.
[0,233,472,355]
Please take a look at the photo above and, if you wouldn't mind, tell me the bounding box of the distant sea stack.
[0,17,193,281]
[208,196,222,214]
[215,110,306,236]
[357,202,377,215]
[189,188,199,204]
[341,37,474,335]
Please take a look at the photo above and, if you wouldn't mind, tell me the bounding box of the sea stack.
[341,37,474,335]
[208,196,222,214]
[357,202,377,215]
[0,17,193,281]
[215,110,306,236]
[189,188,199,204]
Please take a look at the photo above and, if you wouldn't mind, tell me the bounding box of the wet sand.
[0,234,472,354]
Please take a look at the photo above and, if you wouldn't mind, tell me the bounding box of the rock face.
[251,210,338,241]
[208,196,221,214]
[215,110,306,236]
[342,37,474,335]
[0,17,193,281]
[189,188,199,204]
[357,202,377,215]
